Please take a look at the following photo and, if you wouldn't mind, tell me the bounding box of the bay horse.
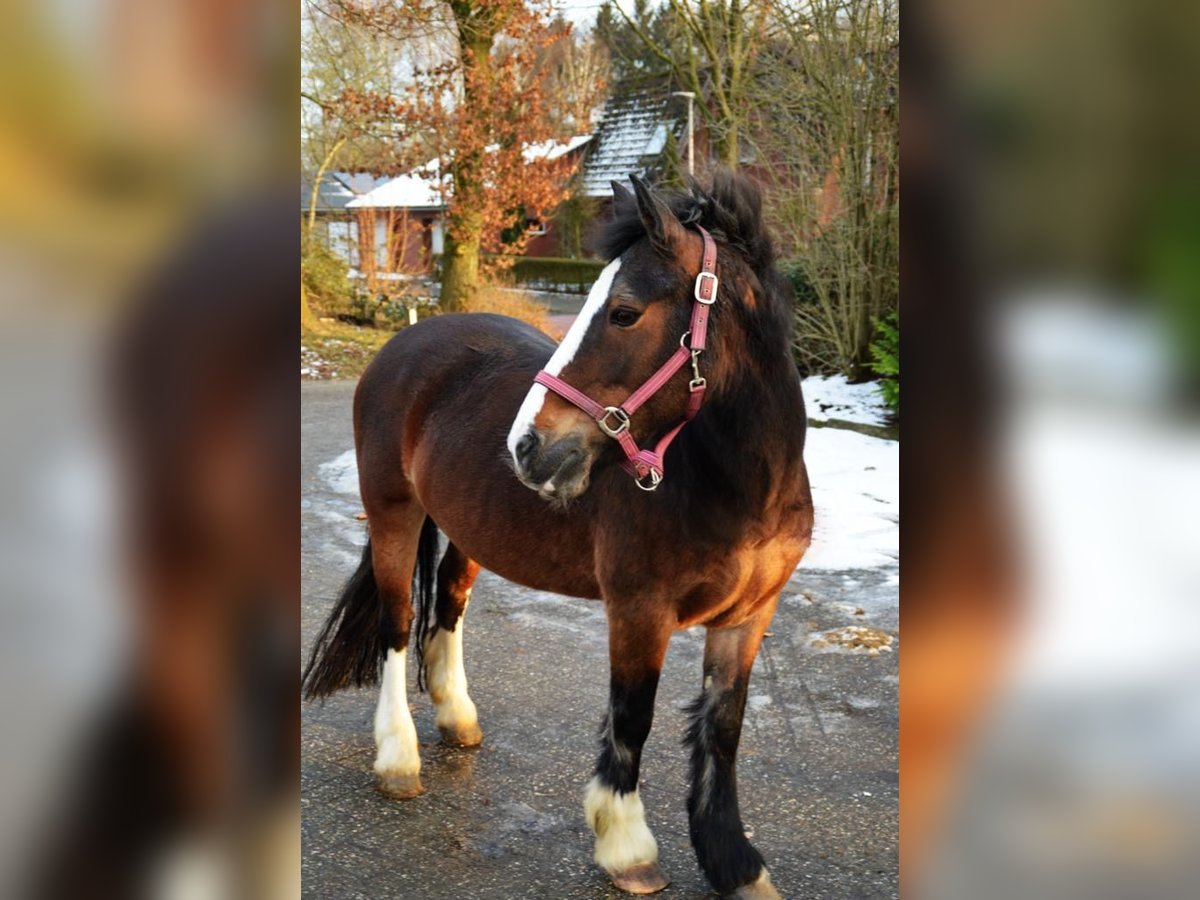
[303,171,813,899]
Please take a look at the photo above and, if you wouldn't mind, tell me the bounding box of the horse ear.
[629,174,686,256]
[610,179,634,214]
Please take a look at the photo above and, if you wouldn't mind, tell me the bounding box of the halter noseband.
[533,226,719,492]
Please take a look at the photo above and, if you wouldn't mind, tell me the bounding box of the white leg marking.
[584,776,659,873]
[424,597,479,735]
[373,648,420,778]
[506,258,622,460]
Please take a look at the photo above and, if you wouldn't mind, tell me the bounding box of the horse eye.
[609,307,641,327]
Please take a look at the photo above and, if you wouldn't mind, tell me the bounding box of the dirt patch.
[302,322,397,380]
[812,625,894,654]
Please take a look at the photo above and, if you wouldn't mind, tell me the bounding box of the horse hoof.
[438,722,483,748]
[610,862,669,895]
[732,870,781,900]
[376,773,423,799]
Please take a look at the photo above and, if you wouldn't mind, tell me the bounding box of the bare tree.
[614,0,770,169]
[754,0,899,377]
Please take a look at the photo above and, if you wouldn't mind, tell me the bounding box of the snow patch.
[801,428,899,571]
[319,449,360,497]
[802,375,890,427]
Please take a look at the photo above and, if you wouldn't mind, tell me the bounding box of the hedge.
[486,256,606,293]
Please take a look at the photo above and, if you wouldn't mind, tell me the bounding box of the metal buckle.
[598,406,630,438]
[635,468,663,491]
[689,349,703,388]
[694,271,718,304]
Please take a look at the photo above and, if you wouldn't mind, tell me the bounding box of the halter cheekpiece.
[534,225,719,491]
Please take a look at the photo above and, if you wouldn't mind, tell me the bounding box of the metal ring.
[635,469,663,491]
[598,406,630,438]
[679,330,692,350]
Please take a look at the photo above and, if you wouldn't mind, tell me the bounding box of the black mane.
[593,170,805,544]
[596,168,783,299]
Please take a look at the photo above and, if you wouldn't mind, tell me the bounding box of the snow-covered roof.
[579,93,684,197]
[347,170,447,210]
[347,135,592,211]
[523,133,593,163]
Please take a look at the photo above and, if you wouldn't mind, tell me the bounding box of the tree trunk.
[440,218,482,311]
[306,135,347,253]
[721,126,739,170]
[440,26,496,312]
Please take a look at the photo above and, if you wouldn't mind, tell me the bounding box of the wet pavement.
[302,380,898,899]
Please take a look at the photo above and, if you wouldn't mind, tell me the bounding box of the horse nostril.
[515,432,538,466]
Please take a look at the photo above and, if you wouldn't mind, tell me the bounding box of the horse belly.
[408,383,601,600]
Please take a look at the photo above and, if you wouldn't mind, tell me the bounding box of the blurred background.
[904,0,1200,897]
[0,1,296,897]
[1,0,1198,897]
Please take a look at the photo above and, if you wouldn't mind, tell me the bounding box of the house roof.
[300,172,356,213]
[347,135,593,210]
[346,170,448,211]
[334,172,390,195]
[300,171,391,213]
[523,133,593,163]
[579,92,684,197]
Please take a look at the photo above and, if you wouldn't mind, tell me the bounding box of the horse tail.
[412,515,440,692]
[302,538,385,700]
[302,516,441,701]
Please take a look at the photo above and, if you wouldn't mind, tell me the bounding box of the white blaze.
[506,258,622,461]
[373,648,420,778]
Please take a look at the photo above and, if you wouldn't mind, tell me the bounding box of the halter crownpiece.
[534,225,719,491]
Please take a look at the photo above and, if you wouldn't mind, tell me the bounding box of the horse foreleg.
[688,598,782,900]
[585,611,672,895]
[424,541,483,747]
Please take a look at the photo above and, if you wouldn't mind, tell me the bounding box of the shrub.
[779,258,821,307]
[301,243,354,316]
[486,255,606,293]
[460,286,550,334]
[868,312,899,417]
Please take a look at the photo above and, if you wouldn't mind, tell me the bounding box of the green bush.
[868,312,899,417]
[486,256,607,293]
[301,243,353,315]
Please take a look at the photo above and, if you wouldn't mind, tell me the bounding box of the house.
[344,135,593,276]
[578,90,694,200]
[300,171,388,266]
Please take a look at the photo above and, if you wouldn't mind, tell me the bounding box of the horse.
[303,170,813,899]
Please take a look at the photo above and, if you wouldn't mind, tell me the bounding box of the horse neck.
[666,343,806,540]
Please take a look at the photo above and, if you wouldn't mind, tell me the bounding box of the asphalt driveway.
[301,379,898,899]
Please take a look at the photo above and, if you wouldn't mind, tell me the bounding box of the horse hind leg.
[371,505,437,799]
[422,540,483,747]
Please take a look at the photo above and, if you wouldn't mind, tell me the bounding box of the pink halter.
[533,226,719,491]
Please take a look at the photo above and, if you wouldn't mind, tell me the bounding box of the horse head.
[508,171,781,504]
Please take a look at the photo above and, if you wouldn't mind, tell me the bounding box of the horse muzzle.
[512,430,593,503]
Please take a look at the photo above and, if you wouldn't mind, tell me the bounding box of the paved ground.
[302,380,898,899]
